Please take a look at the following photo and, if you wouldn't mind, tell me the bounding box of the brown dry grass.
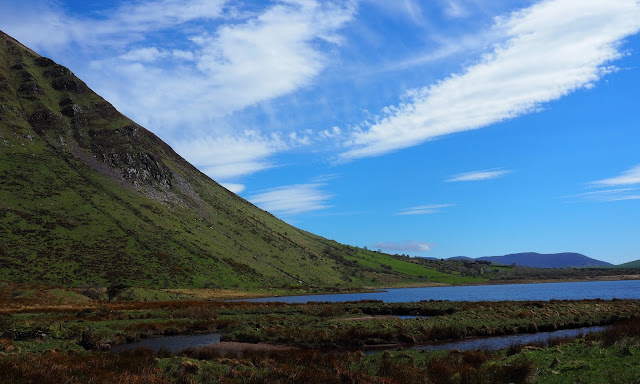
[162,288,272,300]
[0,349,168,384]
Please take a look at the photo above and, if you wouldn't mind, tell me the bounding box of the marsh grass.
[3,295,640,383]
[0,349,167,384]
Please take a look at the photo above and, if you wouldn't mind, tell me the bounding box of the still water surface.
[245,280,640,303]
[111,333,221,353]
[410,326,606,352]
[110,327,607,354]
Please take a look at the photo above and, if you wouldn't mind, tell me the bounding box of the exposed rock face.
[34,56,55,67]
[51,77,85,92]
[6,47,173,196]
[98,151,173,189]
[88,125,173,190]
[27,109,58,133]
[61,104,82,118]
[43,65,71,78]
[18,82,42,95]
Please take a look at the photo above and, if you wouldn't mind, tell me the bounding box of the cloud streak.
[591,164,640,186]
[249,183,333,215]
[575,164,640,202]
[575,188,640,202]
[446,168,511,182]
[172,133,287,180]
[396,204,454,215]
[339,0,640,160]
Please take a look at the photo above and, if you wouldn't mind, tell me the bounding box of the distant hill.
[612,259,640,269]
[451,252,611,268]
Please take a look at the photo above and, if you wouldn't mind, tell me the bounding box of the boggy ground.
[1,282,640,383]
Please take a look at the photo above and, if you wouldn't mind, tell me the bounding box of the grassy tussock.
[160,348,535,384]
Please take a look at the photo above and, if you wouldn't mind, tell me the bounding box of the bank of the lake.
[243,279,640,303]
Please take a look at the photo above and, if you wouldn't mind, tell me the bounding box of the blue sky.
[2,0,639,263]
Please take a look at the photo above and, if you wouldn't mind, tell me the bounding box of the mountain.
[451,252,611,268]
[0,31,456,289]
[612,259,640,269]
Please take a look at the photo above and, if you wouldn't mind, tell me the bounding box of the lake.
[244,279,640,303]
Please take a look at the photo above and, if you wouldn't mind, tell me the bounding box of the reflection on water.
[412,326,607,352]
[111,333,221,353]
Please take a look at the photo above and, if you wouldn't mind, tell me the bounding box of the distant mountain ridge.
[450,252,612,268]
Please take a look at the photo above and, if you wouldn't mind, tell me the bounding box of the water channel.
[110,326,608,354]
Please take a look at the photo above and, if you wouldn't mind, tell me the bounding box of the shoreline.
[2,274,640,307]
[213,274,640,301]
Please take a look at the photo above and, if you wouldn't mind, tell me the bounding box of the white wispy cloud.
[371,240,433,253]
[575,188,640,202]
[441,0,469,19]
[219,183,246,194]
[377,30,499,73]
[120,47,167,62]
[339,0,640,160]
[119,47,196,62]
[0,0,229,51]
[591,164,640,186]
[109,0,227,28]
[310,174,340,183]
[396,204,454,215]
[574,164,640,202]
[446,168,511,182]
[84,0,357,134]
[249,183,334,215]
[362,0,425,26]
[172,132,287,180]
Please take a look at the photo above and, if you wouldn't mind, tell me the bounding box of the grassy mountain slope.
[0,31,483,289]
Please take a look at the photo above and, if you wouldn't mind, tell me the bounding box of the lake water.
[244,280,640,303]
[111,333,221,353]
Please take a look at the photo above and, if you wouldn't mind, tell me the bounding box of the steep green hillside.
[0,31,484,289]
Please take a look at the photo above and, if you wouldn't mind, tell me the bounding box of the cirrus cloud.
[445,168,511,182]
[249,183,334,215]
[396,204,455,215]
[339,0,640,161]
[591,164,640,186]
